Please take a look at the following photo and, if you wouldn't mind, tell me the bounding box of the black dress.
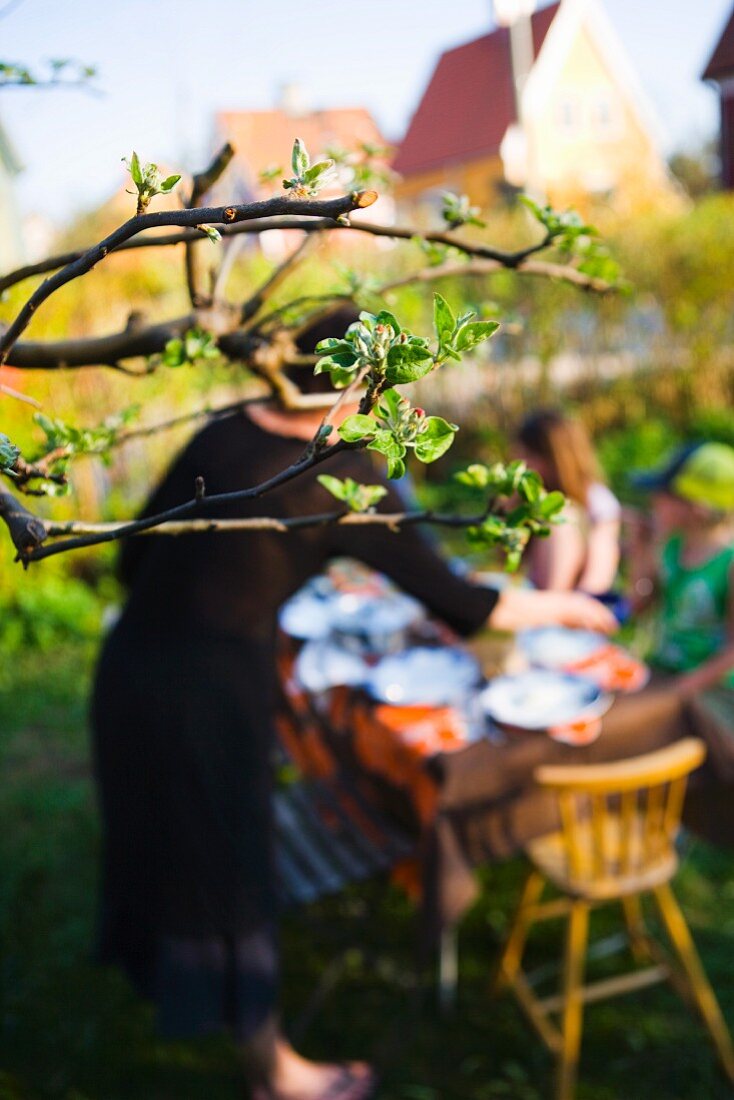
[91,411,497,1040]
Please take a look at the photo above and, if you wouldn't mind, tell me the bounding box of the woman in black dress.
[91,338,614,1099]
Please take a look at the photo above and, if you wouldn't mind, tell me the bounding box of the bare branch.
[0,489,47,560]
[380,257,613,295]
[0,380,41,405]
[43,506,490,541]
[0,190,378,367]
[185,142,235,307]
[0,215,552,297]
[1,436,357,563]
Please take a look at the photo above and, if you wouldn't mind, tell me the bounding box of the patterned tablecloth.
[276,606,734,936]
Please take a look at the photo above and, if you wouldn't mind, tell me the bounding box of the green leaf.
[327,366,357,388]
[539,490,566,518]
[319,476,388,512]
[128,150,142,187]
[314,338,354,355]
[386,455,406,479]
[314,350,358,375]
[454,463,490,489]
[356,483,388,510]
[317,474,349,502]
[367,430,405,460]
[291,138,309,177]
[376,387,404,422]
[198,224,221,243]
[338,414,376,443]
[303,160,334,184]
[159,174,181,193]
[374,310,401,334]
[0,433,20,470]
[433,293,455,348]
[455,320,499,353]
[414,416,457,463]
[385,342,434,384]
[518,469,543,503]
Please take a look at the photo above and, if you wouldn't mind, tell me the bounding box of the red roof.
[702,5,734,81]
[215,108,386,195]
[393,3,560,177]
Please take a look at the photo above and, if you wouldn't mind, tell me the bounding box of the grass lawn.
[1,642,734,1099]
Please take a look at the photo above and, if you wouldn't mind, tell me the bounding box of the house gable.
[527,3,672,202]
[392,3,559,177]
[702,5,734,82]
[524,0,665,158]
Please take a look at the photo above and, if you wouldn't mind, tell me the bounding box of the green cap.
[671,442,734,512]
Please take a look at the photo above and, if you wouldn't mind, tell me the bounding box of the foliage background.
[2,190,734,1097]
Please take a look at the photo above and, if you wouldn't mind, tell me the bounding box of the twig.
[185,143,235,307]
[37,503,493,554]
[315,364,370,443]
[0,380,41,405]
[240,234,317,324]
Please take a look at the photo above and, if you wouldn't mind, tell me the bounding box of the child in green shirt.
[629,442,734,696]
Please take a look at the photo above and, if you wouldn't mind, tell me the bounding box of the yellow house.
[393,0,678,217]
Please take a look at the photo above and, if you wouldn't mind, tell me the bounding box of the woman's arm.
[488,586,618,635]
[577,519,621,594]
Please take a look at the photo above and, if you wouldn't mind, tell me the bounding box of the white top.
[586,482,621,526]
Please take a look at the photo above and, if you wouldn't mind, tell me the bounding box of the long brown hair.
[517,410,603,505]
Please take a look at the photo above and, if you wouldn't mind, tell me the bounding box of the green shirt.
[652,534,734,686]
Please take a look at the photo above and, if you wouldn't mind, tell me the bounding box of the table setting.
[278,559,649,760]
[276,559,734,935]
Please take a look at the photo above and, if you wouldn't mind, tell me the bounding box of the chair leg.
[622,894,650,964]
[652,882,734,1084]
[556,900,589,1100]
[493,868,545,993]
[438,925,458,1014]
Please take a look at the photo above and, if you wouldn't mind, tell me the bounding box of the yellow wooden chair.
[494,738,734,1100]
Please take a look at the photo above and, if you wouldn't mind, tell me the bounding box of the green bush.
[0,573,104,657]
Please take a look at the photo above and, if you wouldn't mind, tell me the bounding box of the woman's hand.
[488,587,618,635]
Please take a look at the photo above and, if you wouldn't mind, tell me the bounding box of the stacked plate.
[479,669,612,744]
[365,646,481,707]
[517,626,649,693]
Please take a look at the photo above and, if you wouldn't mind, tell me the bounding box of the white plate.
[329,591,424,636]
[366,647,480,706]
[518,627,608,670]
[278,592,333,640]
[294,640,368,693]
[478,670,612,730]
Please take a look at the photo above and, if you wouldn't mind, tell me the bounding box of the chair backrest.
[534,738,706,893]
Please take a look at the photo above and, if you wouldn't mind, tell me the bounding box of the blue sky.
[1,0,731,223]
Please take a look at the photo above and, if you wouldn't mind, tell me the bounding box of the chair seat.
[527,814,678,900]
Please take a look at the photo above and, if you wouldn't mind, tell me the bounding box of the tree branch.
[379,257,613,295]
[0,489,48,560]
[0,216,552,297]
[0,190,377,366]
[185,142,235,307]
[42,506,491,540]
[0,437,357,563]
